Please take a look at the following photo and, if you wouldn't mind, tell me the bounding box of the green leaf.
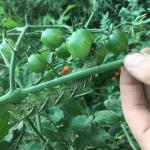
[42,123,60,142]
[49,106,64,123]
[29,143,42,150]
[74,126,111,149]
[69,146,76,150]
[0,107,9,140]
[69,115,93,133]
[18,143,43,150]
[63,99,82,116]
[94,110,120,125]
[53,142,66,150]
[2,18,18,27]
[104,97,121,112]
[91,127,111,147]
[63,129,75,142]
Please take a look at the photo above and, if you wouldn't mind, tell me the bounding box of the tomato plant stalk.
[0,59,123,105]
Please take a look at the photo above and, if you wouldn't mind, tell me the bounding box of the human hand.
[120,48,150,150]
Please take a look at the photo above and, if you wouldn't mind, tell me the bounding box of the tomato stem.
[84,11,95,28]
[24,59,123,94]
[9,26,28,92]
[0,59,123,105]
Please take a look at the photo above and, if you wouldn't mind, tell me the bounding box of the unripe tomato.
[105,29,128,54]
[40,50,53,64]
[95,44,106,64]
[61,66,70,75]
[44,70,56,81]
[66,29,93,58]
[28,53,47,73]
[56,43,70,59]
[0,39,15,67]
[41,29,64,49]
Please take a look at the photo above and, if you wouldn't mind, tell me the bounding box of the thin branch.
[15,77,24,88]
[36,112,42,133]
[26,117,46,142]
[54,91,64,105]
[24,36,40,53]
[26,117,53,150]
[9,52,16,92]
[25,14,28,26]
[73,90,94,98]
[38,99,48,112]
[14,26,28,52]
[23,59,123,94]
[28,25,71,30]
[0,63,7,69]
[14,122,25,150]
[48,63,59,77]
[0,59,123,105]
[0,28,109,39]
[69,86,78,99]
[2,31,41,37]
[9,26,28,92]
[84,11,95,28]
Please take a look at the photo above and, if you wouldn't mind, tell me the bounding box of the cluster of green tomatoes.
[28,28,128,72]
[0,28,128,80]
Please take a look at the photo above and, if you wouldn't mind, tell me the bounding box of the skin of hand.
[120,48,150,150]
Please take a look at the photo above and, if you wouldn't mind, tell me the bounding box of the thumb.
[124,49,150,85]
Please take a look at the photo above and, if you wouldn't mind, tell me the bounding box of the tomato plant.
[105,29,128,54]
[41,29,64,49]
[66,29,93,58]
[28,53,47,73]
[0,1,148,150]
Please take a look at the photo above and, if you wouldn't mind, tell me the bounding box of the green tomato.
[44,70,56,81]
[28,53,47,73]
[40,50,53,64]
[96,44,106,64]
[41,29,64,49]
[105,29,128,54]
[66,29,93,58]
[0,39,15,67]
[56,43,70,59]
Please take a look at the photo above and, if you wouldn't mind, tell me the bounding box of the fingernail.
[124,53,145,68]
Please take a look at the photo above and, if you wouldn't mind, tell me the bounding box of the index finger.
[120,67,150,149]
